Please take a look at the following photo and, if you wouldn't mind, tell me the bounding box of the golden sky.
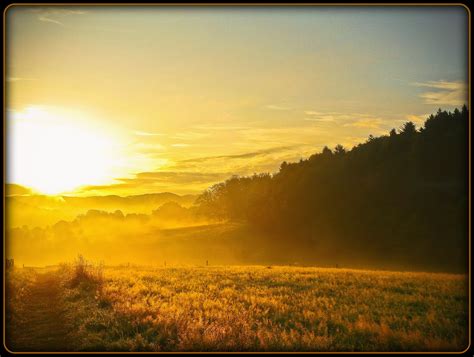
[5,6,469,195]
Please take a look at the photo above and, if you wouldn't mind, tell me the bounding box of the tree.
[322,146,332,156]
[334,144,346,156]
[400,121,416,135]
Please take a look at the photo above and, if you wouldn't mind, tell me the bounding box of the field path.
[7,270,74,352]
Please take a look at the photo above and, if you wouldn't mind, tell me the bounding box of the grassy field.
[5,264,469,352]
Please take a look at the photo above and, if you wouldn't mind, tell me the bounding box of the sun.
[7,106,123,195]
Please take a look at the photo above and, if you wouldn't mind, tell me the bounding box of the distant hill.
[6,191,198,229]
[5,183,36,196]
[61,192,197,210]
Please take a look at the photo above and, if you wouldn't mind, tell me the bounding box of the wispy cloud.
[304,111,325,116]
[413,80,464,91]
[78,171,232,195]
[29,7,87,27]
[304,110,388,130]
[192,125,251,132]
[171,144,191,148]
[124,171,229,184]
[178,146,297,164]
[30,8,87,16]
[38,16,65,26]
[412,80,467,106]
[160,144,312,180]
[304,111,367,121]
[304,116,335,122]
[405,113,431,125]
[29,8,134,34]
[171,131,210,141]
[343,118,383,129]
[265,104,291,111]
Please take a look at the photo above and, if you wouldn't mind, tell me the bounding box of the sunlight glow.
[8,106,123,195]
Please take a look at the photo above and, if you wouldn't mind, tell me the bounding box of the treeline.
[196,107,469,272]
[6,191,197,229]
[7,201,218,266]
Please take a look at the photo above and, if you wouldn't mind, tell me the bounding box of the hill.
[6,191,197,229]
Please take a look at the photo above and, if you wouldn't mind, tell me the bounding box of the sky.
[5,5,469,196]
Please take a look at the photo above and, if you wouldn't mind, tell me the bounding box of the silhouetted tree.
[401,121,416,135]
[322,146,332,156]
[334,144,346,156]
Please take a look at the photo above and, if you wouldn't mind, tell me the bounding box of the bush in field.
[69,255,104,290]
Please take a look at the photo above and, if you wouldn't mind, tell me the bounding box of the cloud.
[38,16,65,26]
[164,145,312,182]
[171,131,210,140]
[178,146,297,164]
[412,80,467,106]
[303,110,390,131]
[265,104,291,111]
[29,7,86,27]
[304,116,334,122]
[343,118,383,129]
[413,80,463,91]
[29,8,132,34]
[192,125,251,131]
[29,8,87,16]
[304,111,325,116]
[78,171,232,195]
[405,113,430,125]
[124,171,229,184]
[171,144,191,148]
[303,111,367,121]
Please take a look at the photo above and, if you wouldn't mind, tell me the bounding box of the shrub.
[69,254,104,290]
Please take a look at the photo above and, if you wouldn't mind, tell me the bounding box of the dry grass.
[54,265,469,352]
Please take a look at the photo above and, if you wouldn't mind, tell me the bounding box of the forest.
[195,106,469,272]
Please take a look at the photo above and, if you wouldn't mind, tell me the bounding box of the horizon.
[14,261,469,275]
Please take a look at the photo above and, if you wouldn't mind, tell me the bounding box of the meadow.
[6,263,468,352]
[6,265,468,351]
